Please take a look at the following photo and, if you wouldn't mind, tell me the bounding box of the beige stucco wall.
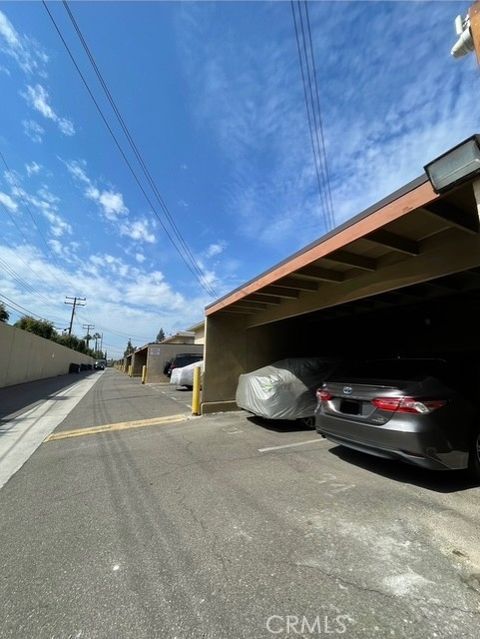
[193,324,205,344]
[201,314,297,414]
[0,322,94,388]
[145,343,204,383]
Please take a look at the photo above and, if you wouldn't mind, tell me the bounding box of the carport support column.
[202,313,249,414]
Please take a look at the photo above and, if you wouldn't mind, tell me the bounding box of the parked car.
[94,360,106,370]
[170,360,204,389]
[236,357,336,427]
[165,353,203,378]
[315,357,480,478]
[68,363,80,374]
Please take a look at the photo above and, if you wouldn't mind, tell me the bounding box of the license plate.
[341,399,360,415]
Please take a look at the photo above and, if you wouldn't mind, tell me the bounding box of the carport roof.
[205,167,480,326]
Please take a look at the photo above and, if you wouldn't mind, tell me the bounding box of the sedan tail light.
[316,389,333,402]
[372,396,446,414]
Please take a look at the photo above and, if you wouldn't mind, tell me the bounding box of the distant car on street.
[315,357,480,479]
[94,360,106,370]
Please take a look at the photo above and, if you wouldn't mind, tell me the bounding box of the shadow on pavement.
[329,445,478,494]
[247,415,314,433]
[0,372,94,424]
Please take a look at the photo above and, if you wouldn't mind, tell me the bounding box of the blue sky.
[0,1,478,357]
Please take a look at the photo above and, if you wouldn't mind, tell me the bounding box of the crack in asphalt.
[291,561,480,617]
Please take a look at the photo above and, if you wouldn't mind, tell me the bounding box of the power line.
[0,292,59,323]
[42,1,217,297]
[299,0,335,230]
[0,246,65,316]
[303,1,335,228]
[62,0,217,297]
[75,311,151,343]
[0,149,85,295]
[290,0,335,231]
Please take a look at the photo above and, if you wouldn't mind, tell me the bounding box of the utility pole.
[82,323,95,349]
[64,296,86,336]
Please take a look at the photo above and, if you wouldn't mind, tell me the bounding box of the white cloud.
[0,11,18,48]
[96,190,128,220]
[0,239,216,355]
[49,239,79,260]
[0,191,17,212]
[66,160,128,221]
[11,183,72,238]
[22,84,75,136]
[120,218,156,244]
[135,253,146,263]
[0,9,47,74]
[64,159,90,184]
[58,118,75,137]
[205,241,226,258]
[65,160,158,246]
[22,119,45,143]
[37,186,58,204]
[25,161,41,177]
[42,209,72,237]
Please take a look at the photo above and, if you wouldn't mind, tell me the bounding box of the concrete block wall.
[0,322,94,388]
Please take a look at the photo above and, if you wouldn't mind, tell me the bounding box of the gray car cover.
[236,358,335,420]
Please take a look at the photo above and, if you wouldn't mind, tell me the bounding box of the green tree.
[0,302,9,323]
[14,316,56,340]
[124,339,135,357]
[156,328,165,342]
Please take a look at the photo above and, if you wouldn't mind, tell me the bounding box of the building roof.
[206,175,439,315]
[187,321,205,332]
[205,160,480,326]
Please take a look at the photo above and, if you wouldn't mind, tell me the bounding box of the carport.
[130,342,204,383]
[202,137,480,414]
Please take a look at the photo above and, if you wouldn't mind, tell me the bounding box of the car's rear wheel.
[468,429,480,481]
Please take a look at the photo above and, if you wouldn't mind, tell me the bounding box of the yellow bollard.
[141,365,147,384]
[128,364,132,377]
[191,366,201,416]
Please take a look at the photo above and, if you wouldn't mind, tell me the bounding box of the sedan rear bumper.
[315,412,469,470]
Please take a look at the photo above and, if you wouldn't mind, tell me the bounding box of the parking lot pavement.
[52,368,193,434]
[0,379,480,638]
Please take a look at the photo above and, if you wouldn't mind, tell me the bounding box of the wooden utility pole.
[82,323,95,349]
[64,296,86,336]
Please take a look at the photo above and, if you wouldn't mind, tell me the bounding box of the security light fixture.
[424,135,480,194]
[451,13,474,57]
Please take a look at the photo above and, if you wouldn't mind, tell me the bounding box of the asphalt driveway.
[0,369,479,638]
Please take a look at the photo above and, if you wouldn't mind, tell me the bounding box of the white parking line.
[258,439,324,453]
